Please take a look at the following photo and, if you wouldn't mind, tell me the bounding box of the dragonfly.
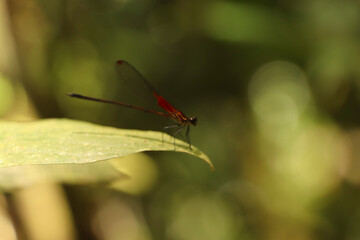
[67,60,197,150]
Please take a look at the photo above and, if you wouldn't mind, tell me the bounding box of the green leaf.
[0,119,213,170]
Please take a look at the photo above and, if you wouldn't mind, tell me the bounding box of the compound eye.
[190,117,197,126]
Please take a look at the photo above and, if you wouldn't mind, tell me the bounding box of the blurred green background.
[1,0,360,239]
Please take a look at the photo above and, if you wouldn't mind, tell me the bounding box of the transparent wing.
[115,60,178,116]
[116,60,158,94]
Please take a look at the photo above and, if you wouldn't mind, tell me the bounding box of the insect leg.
[162,124,180,146]
[185,125,192,150]
[173,125,185,149]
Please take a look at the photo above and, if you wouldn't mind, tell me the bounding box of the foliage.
[0,119,213,190]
